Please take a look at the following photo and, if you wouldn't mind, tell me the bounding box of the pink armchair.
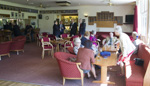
[10,36,26,55]
[0,41,12,60]
[54,52,84,86]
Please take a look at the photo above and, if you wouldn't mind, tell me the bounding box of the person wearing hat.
[73,37,83,55]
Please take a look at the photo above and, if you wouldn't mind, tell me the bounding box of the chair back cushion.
[42,37,50,42]
[70,35,79,41]
[54,52,81,78]
[48,34,56,40]
[61,34,68,38]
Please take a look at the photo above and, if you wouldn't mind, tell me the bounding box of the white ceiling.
[1,0,136,8]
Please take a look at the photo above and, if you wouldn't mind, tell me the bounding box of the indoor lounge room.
[0,0,150,86]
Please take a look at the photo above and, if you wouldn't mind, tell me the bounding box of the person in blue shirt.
[81,31,90,46]
[59,21,65,35]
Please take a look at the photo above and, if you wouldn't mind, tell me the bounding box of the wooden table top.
[50,40,66,44]
[63,37,71,41]
[94,53,117,66]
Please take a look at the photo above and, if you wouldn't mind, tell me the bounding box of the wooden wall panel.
[96,21,116,27]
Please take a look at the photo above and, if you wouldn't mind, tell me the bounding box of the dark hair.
[82,19,85,23]
[84,40,93,49]
[54,21,57,24]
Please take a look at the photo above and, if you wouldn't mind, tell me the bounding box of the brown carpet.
[0,42,125,86]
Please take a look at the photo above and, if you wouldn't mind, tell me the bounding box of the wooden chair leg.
[63,77,65,85]
[17,51,19,55]
[8,53,10,58]
[81,76,84,86]
[48,50,50,56]
[42,50,45,59]
[51,49,54,58]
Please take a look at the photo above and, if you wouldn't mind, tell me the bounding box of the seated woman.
[89,30,97,46]
[81,31,90,46]
[102,32,118,46]
[73,37,83,55]
[89,30,99,56]
[132,31,143,54]
[76,40,97,79]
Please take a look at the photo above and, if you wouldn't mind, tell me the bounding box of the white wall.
[39,5,134,33]
[39,14,55,33]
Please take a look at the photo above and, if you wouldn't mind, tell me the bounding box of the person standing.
[53,21,60,38]
[79,19,86,36]
[114,26,135,76]
[59,21,65,35]
[70,19,77,37]
[13,21,22,37]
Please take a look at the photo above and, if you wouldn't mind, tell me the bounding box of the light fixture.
[84,14,88,17]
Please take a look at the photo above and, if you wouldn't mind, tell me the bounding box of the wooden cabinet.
[88,11,123,27]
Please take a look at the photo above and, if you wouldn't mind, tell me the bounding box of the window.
[138,0,149,44]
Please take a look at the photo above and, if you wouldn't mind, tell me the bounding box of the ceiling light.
[56,1,71,6]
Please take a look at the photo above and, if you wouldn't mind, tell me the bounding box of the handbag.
[135,58,144,66]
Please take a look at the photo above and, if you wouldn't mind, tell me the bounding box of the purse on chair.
[134,58,144,66]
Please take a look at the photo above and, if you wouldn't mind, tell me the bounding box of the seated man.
[132,31,143,54]
[102,32,118,46]
[73,37,83,55]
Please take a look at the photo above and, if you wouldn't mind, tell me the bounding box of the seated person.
[76,40,97,79]
[81,31,90,46]
[102,32,118,46]
[132,31,143,54]
[89,30,99,56]
[73,37,83,55]
[89,30,98,47]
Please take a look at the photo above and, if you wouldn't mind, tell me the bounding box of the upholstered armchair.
[10,36,26,55]
[54,52,84,86]
[41,37,54,59]
[0,41,12,60]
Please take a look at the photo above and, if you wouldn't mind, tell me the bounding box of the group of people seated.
[69,26,142,79]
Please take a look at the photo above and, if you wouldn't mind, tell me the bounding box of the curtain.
[133,5,138,33]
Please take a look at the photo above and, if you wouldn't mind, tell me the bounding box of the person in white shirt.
[73,37,83,55]
[102,32,118,46]
[132,32,143,54]
[114,26,135,76]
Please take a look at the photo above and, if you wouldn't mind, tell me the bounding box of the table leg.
[56,44,59,52]
[93,66,115,84]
